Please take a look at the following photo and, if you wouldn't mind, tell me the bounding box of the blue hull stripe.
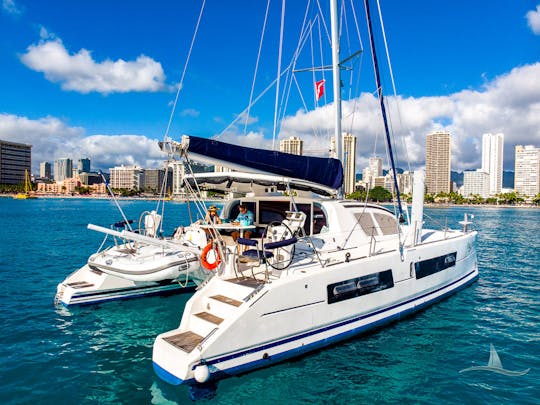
[62,283,195,306]
[154,269,478,385]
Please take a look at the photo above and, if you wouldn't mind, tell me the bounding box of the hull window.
[327,270,394,304]
[414,252,457,279]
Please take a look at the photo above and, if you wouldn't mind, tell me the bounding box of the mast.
[330,0,343,198]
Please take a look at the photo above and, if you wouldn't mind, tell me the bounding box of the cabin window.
[313,203,328,234]
[373,212,398,235]
[414,252,457,279]
[258,201,289,224]
[327,270,394,304]
[229,201,257,223]
[297,203,312,235]
[354,213,377,235]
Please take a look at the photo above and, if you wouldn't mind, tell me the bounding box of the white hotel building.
[462,169,490,198]
[514,145,540,198]
[482,133,504,196]
[109,165,144,190]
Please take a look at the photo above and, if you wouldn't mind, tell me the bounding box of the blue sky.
[1,0,539,174]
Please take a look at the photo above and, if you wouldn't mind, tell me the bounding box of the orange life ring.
[201,242,221,270]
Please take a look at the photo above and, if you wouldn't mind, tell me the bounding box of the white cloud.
[277,62,540,171]
[0,114,167,173]
[20,36,169,94]
[526,5,540,34]
[1,0,21,15]
[3,62,539,175]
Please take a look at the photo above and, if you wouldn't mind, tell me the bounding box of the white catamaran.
[152,0,478,386]
[55,176,211,306]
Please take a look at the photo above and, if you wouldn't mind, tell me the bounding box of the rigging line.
[364,0,403,221]
[155,162,170,235]
[345,0,364,134]
[272,0,287,150]
[218,68,290,137]
[376,0,411,173]
[310,14,316,106]
[278,10,315,131]
[163,0,206,141]
[345,56,363,135]
[244,0,271,134]
[275,7,315,135]
[315,0,332,46]
[317,15,328,107]
[98,171,133,232]
[292,74,322,139]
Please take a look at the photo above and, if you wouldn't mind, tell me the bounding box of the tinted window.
[414,252,456,279]
[297,203,312,235]
[313,203,327,234]
[259,201,289,224]
[327,270,394,304]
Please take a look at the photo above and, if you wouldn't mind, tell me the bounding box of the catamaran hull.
[153,233,478,385]
[56,264,197,306]
[86,244,201,282]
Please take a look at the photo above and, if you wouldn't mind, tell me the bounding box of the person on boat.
[204,205,222,240]
[231,204,254,241]
[204,205,222,225]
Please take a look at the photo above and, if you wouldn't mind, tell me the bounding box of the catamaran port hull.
[55,264,196,306]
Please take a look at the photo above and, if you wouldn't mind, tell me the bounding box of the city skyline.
[0,1,539,174]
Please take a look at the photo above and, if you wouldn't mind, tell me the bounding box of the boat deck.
[163,331,204,353]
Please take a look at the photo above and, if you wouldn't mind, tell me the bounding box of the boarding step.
[210,294,243,307]
[66,281,95,289]
[163,331,204,353]
[194,311,223,325]
[225,276,265,289]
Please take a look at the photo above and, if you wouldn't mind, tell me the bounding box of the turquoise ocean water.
[0,198,538,404]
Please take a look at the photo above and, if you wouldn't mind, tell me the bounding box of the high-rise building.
[54,158,73,182]
[369,157,383,178]
[425,131,451,194]
[462,169,490,198]
[514,145,540,198]
[78,158,91,173]
[0,140,32,185]
[109,165,144,190]
[40,161,51,179]
[144,168,173,193]
[171,161,185,196]
[342,133,357,195]
[481,133,504,196]
[279,136,303,155]
[362,156,383,189]
[329,134,358,195]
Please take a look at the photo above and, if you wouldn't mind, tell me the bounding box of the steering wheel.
[262,221,295,270]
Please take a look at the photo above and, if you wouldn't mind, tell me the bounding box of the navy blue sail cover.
[188,136,343,190]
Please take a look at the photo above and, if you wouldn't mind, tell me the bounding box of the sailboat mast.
[330,0,343,198]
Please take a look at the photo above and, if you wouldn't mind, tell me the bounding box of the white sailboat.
[152,0,478,386]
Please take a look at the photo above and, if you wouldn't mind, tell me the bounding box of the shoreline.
[1,193,538,208]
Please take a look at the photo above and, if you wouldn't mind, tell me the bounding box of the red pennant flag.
[315,79,325,100]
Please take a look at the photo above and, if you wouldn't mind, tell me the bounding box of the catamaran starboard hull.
[153,232,478,385]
